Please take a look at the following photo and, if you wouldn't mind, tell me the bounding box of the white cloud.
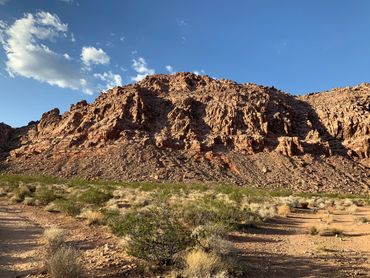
[131,57,155,82]
[81,46,110,67]
[165,65,174,73]
[94,71,122,89]
[193,69,205,75]
[0,0,8,5]
[1,12,93,94]
[119,36,125,42]
[0,20,7,44]
[71,32,75,42]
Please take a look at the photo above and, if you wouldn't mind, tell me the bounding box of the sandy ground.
[0,198,138,278]
[237,207,370,277]
[0,197,369,277]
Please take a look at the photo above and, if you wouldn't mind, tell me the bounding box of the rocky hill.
[0,73,369,193]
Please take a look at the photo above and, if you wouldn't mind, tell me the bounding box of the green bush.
[77,188,112,205]
[35,187,58,205]
[54,199,81,216]
[181,199,258,229]
[107,207,192,265]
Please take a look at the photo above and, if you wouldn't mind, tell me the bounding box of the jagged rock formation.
[1,73,369,193]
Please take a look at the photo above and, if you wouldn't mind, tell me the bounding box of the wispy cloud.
[176,19,187,27]
[165,65,174,73]
[193,69,205,75]
[131,57,155,82]
[0,0,8,5]
[93,71,122,89]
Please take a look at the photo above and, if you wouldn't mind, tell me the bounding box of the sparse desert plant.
[277,204,291,217]
[46,246,83,278]
[182,249,228,278]
[191,224,235,256]
[79,210,104,225]
[14,185,31,201]
[77,187,112,205]
[346,204,358,214]
[44,227,65,254]
[107,206,192,265]
[354,216,369,224]
[54,199,81,216]
[23,196,35,206]
[321,212,334,224]
[44,202,61,213]
[35,186,58,205]
[181,199,258,229]
[0,187,7,197]
[307,226,319,235]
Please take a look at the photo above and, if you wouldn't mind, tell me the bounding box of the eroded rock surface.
[1,73,369,193]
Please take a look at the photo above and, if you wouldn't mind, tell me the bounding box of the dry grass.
[23,196,35,206]
[44,227,65,254]
[46,246,83,278]
[44,202,61,213]
[321,212,334,224]
[277,204,291,217]
[79,210,104,225]
[354,216,369,224]
[183,249,228,278]
[345,204,358,214]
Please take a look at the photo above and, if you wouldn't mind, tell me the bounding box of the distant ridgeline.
[0,73,369,193]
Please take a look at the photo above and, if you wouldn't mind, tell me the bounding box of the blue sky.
[1,0,370,127]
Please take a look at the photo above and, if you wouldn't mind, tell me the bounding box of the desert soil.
[0,198,369,278]
[0,198,138,278]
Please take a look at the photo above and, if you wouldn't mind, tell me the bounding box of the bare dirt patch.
[236,206,370,277]
[0,198,139,278]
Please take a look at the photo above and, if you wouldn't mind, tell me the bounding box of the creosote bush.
[106,206,192,265]
[77,187,112,205]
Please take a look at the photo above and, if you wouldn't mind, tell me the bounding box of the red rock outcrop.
[0,73,369,193]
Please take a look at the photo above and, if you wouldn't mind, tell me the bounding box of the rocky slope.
[0,73,369,193]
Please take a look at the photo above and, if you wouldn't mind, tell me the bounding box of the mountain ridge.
[1,73,369,193]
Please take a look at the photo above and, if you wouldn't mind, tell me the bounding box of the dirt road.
[0,203,43,277]
[0,198,369,277]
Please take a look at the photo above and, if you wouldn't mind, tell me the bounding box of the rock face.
[1,73,369,193]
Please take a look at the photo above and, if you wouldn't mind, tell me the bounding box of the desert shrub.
[107,207,192,265]
[345,204,358,214]
[23,196,35,206]
[54,199,81,216]
[35,186,58,205]
[181,199,258,229]
[182,249,228,278]
[307,226,319,235]
[354,216,369,224]
[46,246,83,278]
[44,202,61,213]
[44,227,65,254]
[77,187,112,205]
[277,204,291,217]
[79,210,104,225]
[14,185,31,201]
